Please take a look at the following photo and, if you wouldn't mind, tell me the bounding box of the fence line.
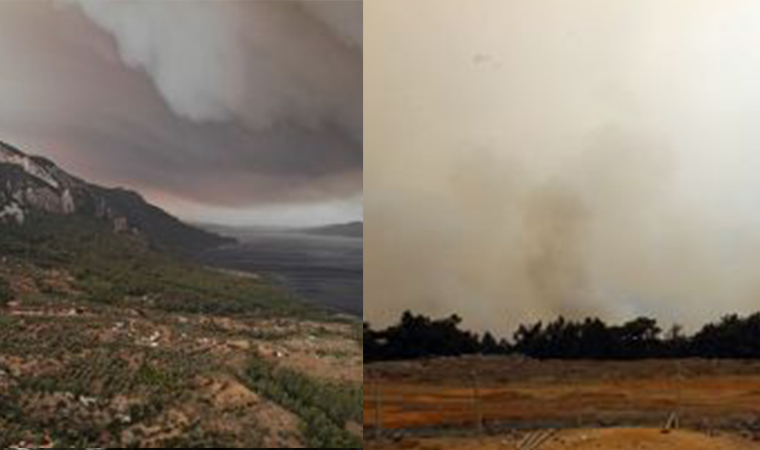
[365,361,707,441]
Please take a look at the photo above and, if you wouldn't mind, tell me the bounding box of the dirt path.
[367,428,760,450]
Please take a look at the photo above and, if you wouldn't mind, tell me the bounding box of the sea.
[194,230,363,317]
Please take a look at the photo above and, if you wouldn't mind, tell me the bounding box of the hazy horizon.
[367,0,760,334]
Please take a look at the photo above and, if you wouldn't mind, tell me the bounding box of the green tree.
[481,332,502,355]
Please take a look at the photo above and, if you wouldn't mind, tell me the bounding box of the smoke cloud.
[367,0,760,333]
[301,1,362,50]
[76,0,362,136]
[0,1,361,225]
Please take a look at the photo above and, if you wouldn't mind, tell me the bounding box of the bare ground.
[365,356,760,448]
[367,428,760,450]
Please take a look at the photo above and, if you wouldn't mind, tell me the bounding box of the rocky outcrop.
[0,140,234,252]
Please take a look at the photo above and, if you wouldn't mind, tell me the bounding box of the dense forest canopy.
[364,311,760,363]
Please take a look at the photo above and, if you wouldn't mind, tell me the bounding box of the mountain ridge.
[303,221,363,238]
[0,140,233,252]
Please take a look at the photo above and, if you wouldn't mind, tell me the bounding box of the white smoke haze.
[301,1,363,50]
[76,0,362,135]
[0,1,362,225]
[367,0,760,334]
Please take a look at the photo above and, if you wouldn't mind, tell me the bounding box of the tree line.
[364,311,760,363]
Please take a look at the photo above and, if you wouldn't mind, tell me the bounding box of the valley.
[0,215,363,448]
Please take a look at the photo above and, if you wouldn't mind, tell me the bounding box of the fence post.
[374,379,383,440]
[675,361,683,429]
[471,370,484,436]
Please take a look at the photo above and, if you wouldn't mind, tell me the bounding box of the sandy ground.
[367,428,760,450]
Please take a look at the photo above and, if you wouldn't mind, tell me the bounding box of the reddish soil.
[366,428,760,450]
[365,357,760,433]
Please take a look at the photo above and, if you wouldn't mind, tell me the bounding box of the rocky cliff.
[0,140,233,252]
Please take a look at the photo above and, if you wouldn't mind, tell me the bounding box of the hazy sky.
[367,0,760,334]
[0,0,362,227]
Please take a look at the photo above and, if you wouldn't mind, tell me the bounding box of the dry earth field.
[365,356,760,449]
[366,428,760,450]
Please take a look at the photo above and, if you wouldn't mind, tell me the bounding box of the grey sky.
[0,0,362,226]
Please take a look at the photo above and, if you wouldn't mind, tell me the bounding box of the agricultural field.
[365,356,760,449]
[0,217,363,448]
